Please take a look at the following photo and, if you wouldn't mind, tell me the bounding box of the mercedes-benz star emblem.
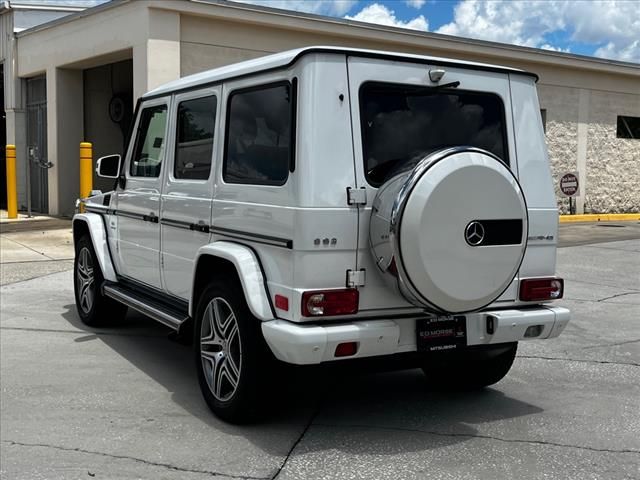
[465,221,485,246]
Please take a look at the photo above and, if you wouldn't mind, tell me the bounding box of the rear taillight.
[301,289,359,317]
[519,278,564,302]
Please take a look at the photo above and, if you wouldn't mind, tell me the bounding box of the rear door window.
[223,82,293,186]
[360,83,509,186]
[175,95,217,180]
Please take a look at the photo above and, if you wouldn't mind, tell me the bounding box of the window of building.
[617,116,640,139]
[540,109,547,133]
[175,95,217,180]
[130,105,167,177]
[360,83,509,187]
[223,82,293,186]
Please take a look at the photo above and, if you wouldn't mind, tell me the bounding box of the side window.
[224,83,292,186]
[175,95,217,180]
[617,115,640,139]
[130,105,168,178]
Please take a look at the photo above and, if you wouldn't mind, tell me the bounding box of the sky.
[230,0,640,63]
[22,0,639,63]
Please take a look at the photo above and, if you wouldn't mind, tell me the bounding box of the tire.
[421,343,517,390]
[74,234,127,326]
[194,279,271,423]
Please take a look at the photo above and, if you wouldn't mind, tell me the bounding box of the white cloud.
[405,0,427,8]
[229,0,357,16]
[594,40,640,63]
[436,0,640,62]
[345,3,429,31]
[540,44,571,53]
[566,1,640,62]
[436,0,566,48]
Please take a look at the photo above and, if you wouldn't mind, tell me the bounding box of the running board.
[103,284,189,331]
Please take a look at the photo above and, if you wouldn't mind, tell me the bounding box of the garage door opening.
[83,59,133,193]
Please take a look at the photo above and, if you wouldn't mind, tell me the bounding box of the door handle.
[144,212,159,223]
[190,220,210,233]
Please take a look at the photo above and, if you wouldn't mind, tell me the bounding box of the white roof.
[144,46,532,98]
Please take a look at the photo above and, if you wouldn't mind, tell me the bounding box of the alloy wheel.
[76,246,95,314]
[200,297,242,402]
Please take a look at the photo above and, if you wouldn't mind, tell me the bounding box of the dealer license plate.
[416,316,467,352]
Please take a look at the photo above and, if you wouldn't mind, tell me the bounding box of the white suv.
[73,47,570,422]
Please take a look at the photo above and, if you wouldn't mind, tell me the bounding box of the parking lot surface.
[1,224,639,479]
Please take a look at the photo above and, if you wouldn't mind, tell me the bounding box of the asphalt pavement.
[0,223,638,479]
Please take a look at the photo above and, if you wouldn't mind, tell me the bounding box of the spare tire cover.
[369,147,528,313]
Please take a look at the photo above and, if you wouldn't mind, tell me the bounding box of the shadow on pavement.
[60,303,543,457]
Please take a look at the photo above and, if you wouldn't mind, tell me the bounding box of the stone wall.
[539,85,579,214]
[538,84,640,214]
[585,90,640,213]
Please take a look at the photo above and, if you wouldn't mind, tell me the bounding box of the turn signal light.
[301,289,359,317]
[519,278,564,302]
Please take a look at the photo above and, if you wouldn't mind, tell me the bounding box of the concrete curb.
[0,218,72,234]
[559,213,640,223]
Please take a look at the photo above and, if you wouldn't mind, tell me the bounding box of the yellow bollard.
[79,142,93,213]
[5,145,18,219]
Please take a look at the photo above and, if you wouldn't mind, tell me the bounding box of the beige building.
[1,0,639,216]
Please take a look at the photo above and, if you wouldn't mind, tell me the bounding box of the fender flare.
[191,242,275,321]
[72,213,117,282]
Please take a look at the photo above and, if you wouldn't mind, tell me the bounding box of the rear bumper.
[261,305,570,365]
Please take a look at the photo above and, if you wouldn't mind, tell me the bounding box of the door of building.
[26,76,49,214]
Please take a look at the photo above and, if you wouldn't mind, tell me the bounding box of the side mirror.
[96,154,121,179]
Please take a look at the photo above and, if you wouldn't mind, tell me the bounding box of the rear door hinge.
[346,187,367,206]
[346,268,366,288]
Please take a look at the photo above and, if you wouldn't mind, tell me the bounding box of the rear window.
[360,83,509,187]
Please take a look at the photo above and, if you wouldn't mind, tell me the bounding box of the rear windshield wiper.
[428,81,460,90]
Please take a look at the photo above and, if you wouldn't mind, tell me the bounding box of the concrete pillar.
[46,67,84,216]
[3,27,28,210]
[133,9,180,101]
[576,88,590,214]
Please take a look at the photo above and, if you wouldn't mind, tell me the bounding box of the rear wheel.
[74,234,127,326]
[421,343,517,390]
[194,279,270,423]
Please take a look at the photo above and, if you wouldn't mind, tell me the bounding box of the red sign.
[560,173,579,197]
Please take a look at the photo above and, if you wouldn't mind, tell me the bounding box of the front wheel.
[74,234,127,326]
[421,343,518,390]
[194,279,271,423]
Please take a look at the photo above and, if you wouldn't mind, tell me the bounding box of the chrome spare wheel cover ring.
[200,297,242,402]
[76,246,95,314]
